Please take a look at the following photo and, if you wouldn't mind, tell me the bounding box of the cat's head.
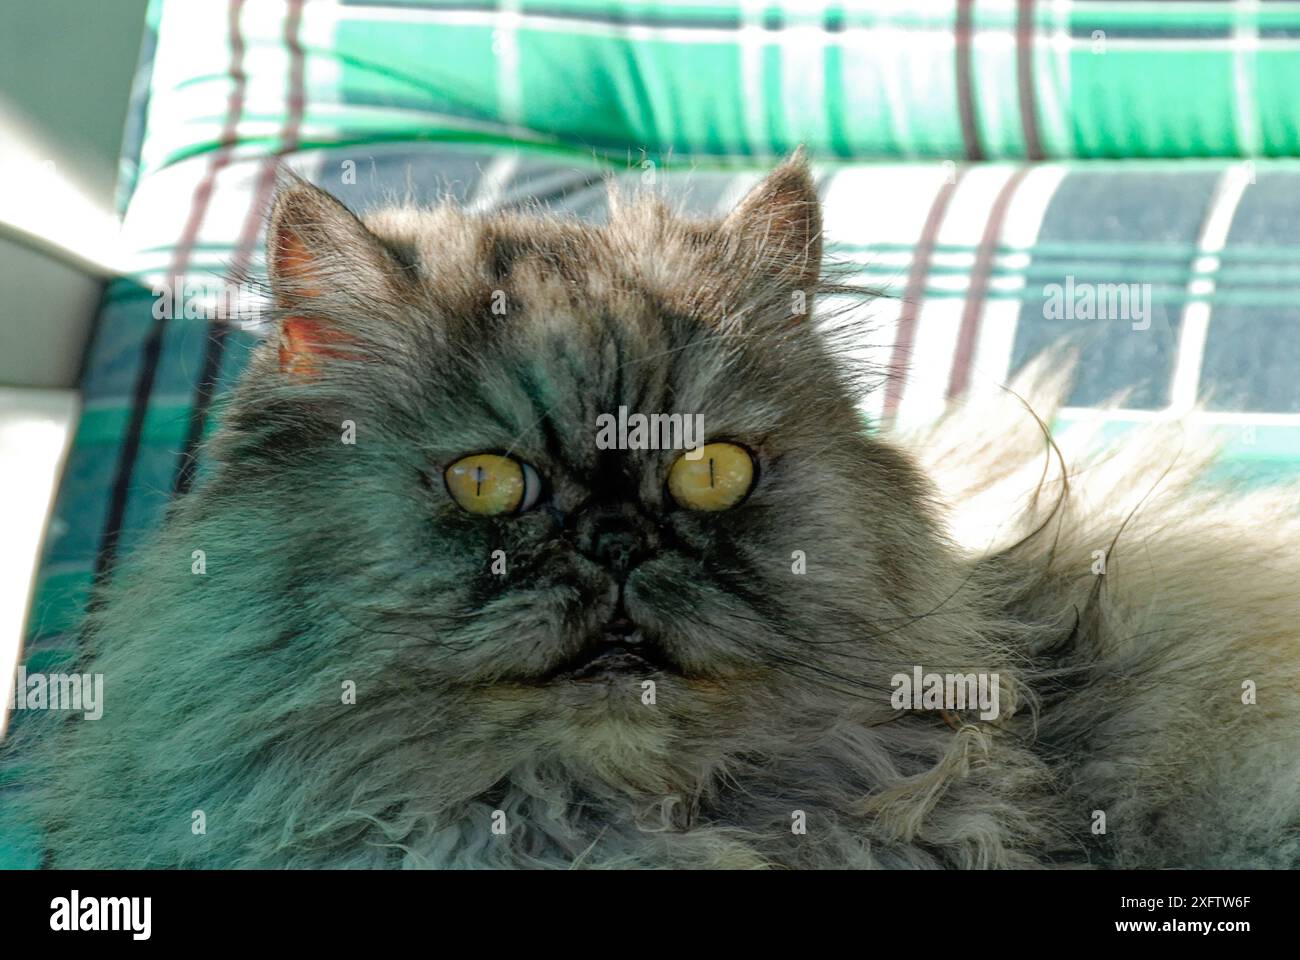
[211,156,954,794]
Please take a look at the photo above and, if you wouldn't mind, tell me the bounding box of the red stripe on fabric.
[95,0,249,588]
[172,0,308,497]
[882,169,964,423]
[169,0,250,289]
[946,166,1031,400]
[1016,0,1045,161]
[955,0,985,162]
[236,0,307,270]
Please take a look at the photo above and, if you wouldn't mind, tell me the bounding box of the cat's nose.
[577,508,651,577]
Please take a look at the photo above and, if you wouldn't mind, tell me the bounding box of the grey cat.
[5,155,1299,868]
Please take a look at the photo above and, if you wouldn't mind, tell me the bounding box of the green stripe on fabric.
[73,404,196,448]
[1204,459,1300,490]
[1056,417,1300,460]
[822,40,851,159]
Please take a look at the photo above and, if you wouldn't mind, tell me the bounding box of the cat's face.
[212,157,945,788]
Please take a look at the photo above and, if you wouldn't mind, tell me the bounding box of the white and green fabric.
[133,0,1300,182]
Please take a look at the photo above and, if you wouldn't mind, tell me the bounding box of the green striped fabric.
[25,0,1300,670]
[27,145,1300,677]
[132,0,1300,179]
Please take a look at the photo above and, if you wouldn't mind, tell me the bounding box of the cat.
[4,154,1299,868]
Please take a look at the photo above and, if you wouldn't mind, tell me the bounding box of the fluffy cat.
[4,155,1299,868]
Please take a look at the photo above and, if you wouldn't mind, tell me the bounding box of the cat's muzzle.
[546,617,676,681]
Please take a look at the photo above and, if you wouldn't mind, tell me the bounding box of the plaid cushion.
[29,145,1300,671]
[8,0,1300,868]
[132,0,1300,175]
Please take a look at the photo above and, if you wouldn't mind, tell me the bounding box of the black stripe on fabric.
[171,330,231,497]
[1016,0,1045,162]
[93,0,248,593]
[173,0,307,499]
[955,0,986,162]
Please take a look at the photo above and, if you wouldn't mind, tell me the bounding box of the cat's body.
[5,157,1299,868]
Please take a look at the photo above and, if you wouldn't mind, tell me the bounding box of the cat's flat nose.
[577,508,651,577]
[590,521,644,575]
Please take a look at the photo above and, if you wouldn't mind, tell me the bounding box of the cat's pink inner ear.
[272,221,348,377]
[278,317,350,378]
[272,225,324,303]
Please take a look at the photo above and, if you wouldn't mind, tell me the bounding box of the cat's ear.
[723,148,822,294]
[266,176,404,376]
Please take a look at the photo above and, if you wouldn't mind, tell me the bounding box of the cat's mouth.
[544,617,678,682]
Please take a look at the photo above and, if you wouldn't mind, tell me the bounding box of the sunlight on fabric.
[0,388,78,738]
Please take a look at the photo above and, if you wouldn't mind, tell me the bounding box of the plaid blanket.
[130,0,1300,180]
[33,145,1300,668]
[7,0,1300,868]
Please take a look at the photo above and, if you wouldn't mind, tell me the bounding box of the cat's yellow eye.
[444,454,541,515]
[667,442,756,512]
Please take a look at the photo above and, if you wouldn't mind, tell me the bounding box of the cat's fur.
[5,156,1299,868]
